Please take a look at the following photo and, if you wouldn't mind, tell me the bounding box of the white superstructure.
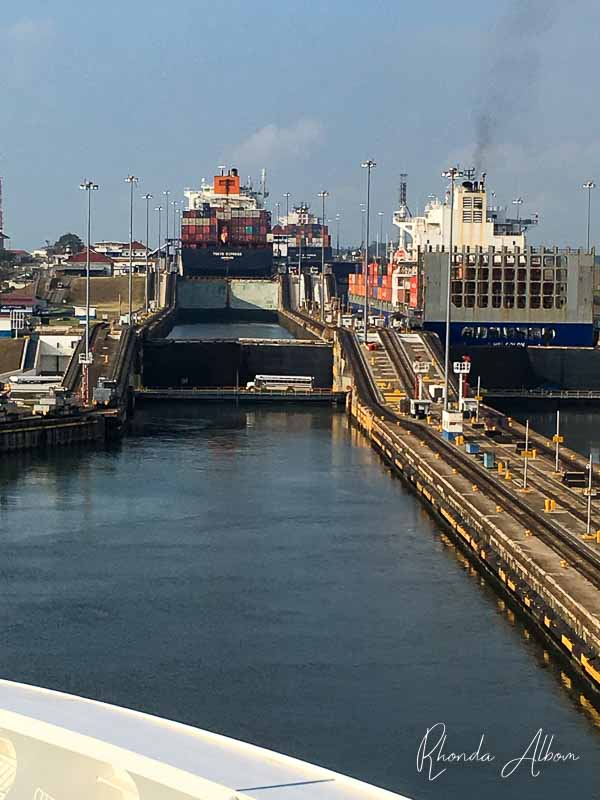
[393,174,536,256]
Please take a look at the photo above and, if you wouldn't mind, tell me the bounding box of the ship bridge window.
[517,296,527,309]
[464,295,475,308]
[530,296,541,309]
[504,296,515,309]
[492,295,502,308]
[477,294,488,308]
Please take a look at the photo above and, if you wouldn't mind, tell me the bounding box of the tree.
[53,233,84,254]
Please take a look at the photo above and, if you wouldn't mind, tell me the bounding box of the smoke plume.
[474,0,560,171]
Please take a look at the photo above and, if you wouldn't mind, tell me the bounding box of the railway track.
[341,328,600,590]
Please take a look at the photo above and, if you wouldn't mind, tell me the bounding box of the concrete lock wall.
[142,341,333,389]
[177,279,228,310]
[229,280,279,311]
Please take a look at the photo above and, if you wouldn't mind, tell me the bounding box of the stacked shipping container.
[181,207,270,249]
[348,262,393,302]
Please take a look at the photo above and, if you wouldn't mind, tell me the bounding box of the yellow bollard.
[505,470,512,480]
[544,498,551,513]
[497,461,505,475]
[496,505,503,513]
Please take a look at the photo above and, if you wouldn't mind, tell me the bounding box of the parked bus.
[246,375,314,392]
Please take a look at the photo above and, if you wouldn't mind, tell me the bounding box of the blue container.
[483,452,495,469]
[465,442,480,455]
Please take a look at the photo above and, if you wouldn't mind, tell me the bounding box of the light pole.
[155,205,163,306]
[283,192,291,221]
[125,175,138,324]
[163,190,170,273]
[336,214,341,255]
[586,452,594,535]
[172,200,179,250]
[142,193,153,313]
[583,180,595,251]
[318,190,329,321]
[512,197,523,222]
[377,211,384,259]
[79,180,98,405]
[361,160,376,335]
[441,167,465,410]
[275,201,280,224]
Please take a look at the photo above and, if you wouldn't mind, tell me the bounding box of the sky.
[1,0,599,251]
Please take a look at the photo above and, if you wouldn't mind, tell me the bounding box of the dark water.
[1,405,600,799]
[168,321,295,340]
[496,402,600,462]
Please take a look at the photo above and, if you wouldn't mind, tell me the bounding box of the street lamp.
[441,166,466,410]
[79,180,98,405]
[336,214,341,256]
[377,211,384,259]
[283,192,291,220]
[142,193,153,313]
[583,180,595,251]
[154,205,163,306]
[275,201,280,225]
[318,190,329,321]
[361,160,376,335]
[512,196,523,222]
[163,190,170,273]
[125,175,139,324]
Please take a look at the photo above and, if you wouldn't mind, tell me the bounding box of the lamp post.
[318,190,329,321]
[336,214,341,255]
[283,192,291,220]
[79,180,98,405]
[586,452,594,535]
[154,205,163,306]
[125,175,139,324]
[275,201,280,224]
[512,196,523,222]
[163,190,170,273]
[583,180,595,251]
[142,193,153,313]
[171,200,179,251]
[361,160,376,335]
[441,167,465,410]
[377,211,384,259]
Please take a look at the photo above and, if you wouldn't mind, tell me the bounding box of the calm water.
[168,321,295,340]
[1,404,600,799]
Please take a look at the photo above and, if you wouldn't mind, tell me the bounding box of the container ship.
[348,172,599,347]
[181,168,272,277]
[271,203,332,269]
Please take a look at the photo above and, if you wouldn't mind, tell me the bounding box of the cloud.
[231,119,324,166]
[5,18,54,44]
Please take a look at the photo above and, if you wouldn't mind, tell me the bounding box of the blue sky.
[1,0,598,250]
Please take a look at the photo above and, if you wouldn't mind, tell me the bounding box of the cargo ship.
[182,168,272,277]
[271,203,332,268]
[349,172,599,347]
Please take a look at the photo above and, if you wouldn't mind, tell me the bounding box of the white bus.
[246,375,315,392]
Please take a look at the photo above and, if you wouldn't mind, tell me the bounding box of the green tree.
[53,233,84,254]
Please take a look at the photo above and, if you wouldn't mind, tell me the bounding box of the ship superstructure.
[181,168,272,276]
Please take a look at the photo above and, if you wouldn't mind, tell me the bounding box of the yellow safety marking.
[440,508,457,529]
[480,549,486,560]
[544,616,552,628]
[499,569,507,583]
[552,434,564,443]
[508,579,517,591]
[581,655,600,685]
[524,596,532,608]
[561,635,574,653]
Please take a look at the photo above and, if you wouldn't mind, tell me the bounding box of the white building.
[93,241,152,274]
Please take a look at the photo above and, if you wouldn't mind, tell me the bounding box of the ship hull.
[181,245,273,277]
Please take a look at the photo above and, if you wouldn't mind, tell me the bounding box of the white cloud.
[5,18,54,44]
[232,119,324,166]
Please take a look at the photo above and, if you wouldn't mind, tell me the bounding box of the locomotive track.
[340,328,600,591]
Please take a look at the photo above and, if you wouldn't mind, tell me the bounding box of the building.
[57,248,114,277]
[93,241,152,275]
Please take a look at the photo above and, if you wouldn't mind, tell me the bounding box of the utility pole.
[361,160,376,336]
[125,175,139,324]
[583,180,596,251]
[142,193,153,314]
[79,180,98,405]
[318,190,329,321]
[155,205,163,306]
